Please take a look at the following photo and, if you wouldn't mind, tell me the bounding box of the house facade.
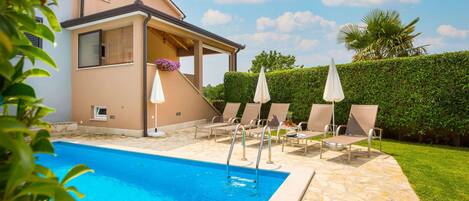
[23,0,74,122]
[54,0,244,136]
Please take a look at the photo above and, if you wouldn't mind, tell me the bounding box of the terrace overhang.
[61,2,245,52]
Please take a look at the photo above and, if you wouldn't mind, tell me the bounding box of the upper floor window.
[78,25,133,68]
[25,17,43,49]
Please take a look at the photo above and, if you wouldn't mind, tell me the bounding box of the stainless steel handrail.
[254,125,271,186]
[226,124,246,178]
[256,125,271,169]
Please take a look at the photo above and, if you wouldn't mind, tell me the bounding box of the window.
[78,30,102,68]
[25,17,43,48]
[102,26,133,65]
[78,26,133,68]
[93,106,107,121]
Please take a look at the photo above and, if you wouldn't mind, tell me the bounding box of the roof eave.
[61,4,245,50]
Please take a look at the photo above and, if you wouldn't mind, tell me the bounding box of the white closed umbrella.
[254,67,273,163]
[254,67,271,117]
[254,67,271,103]
[323,58,344,135]
[149,69,165,137]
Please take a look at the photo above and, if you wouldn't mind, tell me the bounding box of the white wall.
[24,0,73,122]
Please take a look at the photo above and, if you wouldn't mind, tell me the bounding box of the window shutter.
[25,17,43,48]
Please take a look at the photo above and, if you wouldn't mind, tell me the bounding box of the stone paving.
[53,128,419,201]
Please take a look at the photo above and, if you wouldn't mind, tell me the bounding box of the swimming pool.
[37,142,289,201]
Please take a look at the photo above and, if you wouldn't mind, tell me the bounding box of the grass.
[275,129,469,200]
[356,139,469,201]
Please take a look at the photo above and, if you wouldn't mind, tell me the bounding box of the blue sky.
[174,0,469,85]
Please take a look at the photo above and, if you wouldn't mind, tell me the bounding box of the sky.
[174,0,469,86]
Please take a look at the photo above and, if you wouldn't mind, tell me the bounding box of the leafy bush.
[249,50,303,73]
[0,1,93,200]
[225,52,469,145]
[203,84,224,101]
[211,100,226,113]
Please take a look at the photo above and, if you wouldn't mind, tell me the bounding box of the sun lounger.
[194,102,241,139]
[212,103,261,142]
[282,104,333,154]
[247,103,290,142]
[320,105,382,162]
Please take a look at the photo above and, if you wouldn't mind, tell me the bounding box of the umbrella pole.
[258,104,262,127]
[155,103,158,132]
[332,101,335,136]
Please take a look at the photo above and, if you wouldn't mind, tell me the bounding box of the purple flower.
[155,58,180,71]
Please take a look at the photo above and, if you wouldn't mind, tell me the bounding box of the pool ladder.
[226,124,272,186]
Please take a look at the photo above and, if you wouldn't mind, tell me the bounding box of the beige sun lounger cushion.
[285,104,333,139]
[194,103,241,139]
[322,135,367,144]
[266,103,290,126]
[282,104,333,154]
[220,102,241,122]
[214,103,261,132]
[198,102,240,129]
[320,104,380,161]
[306,104,333,132]
[248,103,290,135]
[325,104,379,145]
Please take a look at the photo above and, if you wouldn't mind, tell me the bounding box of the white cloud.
[231,32,294,44]
[214,0,267,4]
[437,24,469,39]
[321,0,419,7]
[201,9,232,26]
[255,11,336,33]
[256,17,275,31]
[297,39,320,51]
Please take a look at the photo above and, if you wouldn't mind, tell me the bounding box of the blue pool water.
[37,142,288,201]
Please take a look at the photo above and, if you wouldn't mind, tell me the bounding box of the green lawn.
[274,129,469,200]
[356,139,469,201]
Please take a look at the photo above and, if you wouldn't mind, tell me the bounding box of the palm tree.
[338,9,427,61]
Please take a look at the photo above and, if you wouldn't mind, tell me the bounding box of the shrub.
[224,51,469,145]
[0,1,93,200]
[211,100,226,113]
[203,84,224,101]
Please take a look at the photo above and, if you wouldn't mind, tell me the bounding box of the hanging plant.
[155,58,180,71]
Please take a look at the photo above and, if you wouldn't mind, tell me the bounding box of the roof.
[165,0,186,19]
[61,2,245,50]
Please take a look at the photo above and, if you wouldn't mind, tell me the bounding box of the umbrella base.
[325,142,346,151]
[148,130,166,137]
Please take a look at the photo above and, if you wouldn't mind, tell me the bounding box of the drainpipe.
[80,0,84,17]
[143,13,151,137]
[233,46,244,71]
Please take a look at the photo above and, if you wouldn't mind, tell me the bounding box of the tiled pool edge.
[270,169,315,201]
[54,140,314,201]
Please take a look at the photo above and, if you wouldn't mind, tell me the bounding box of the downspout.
[233,46,244,71]
[143,13,151,137]
[80,0,84,17]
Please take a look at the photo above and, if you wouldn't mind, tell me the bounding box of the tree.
[0,1,93,200]
[203,84,224,101]
[338,9,427,61]
[249,50,303,73]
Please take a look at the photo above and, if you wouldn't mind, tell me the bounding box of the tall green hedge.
[224,51,469,144]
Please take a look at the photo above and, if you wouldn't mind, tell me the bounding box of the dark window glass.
[97,108,107,115]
